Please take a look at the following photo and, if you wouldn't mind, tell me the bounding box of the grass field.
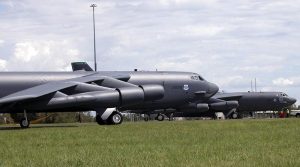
[0,119,299,167]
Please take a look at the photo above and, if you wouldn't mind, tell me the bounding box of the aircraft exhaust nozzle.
[209,101,239,111]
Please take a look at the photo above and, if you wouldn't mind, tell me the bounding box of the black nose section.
[288,97,297,105]
[208,82,219,96]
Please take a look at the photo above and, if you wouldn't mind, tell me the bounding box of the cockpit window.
[191,75,204,81]
[280,93,288,97]
[198,76,204,81]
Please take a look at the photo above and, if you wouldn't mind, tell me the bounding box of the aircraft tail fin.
[71,62,94,71]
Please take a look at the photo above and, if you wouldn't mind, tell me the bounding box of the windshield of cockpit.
[191,75,205,81]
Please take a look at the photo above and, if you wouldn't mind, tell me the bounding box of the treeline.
[0,112,95,124]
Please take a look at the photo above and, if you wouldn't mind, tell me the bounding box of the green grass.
[0,119,299,167]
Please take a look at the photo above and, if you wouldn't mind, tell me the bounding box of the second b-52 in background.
[171,91,296,119]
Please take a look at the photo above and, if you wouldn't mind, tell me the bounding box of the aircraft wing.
[0,73,132,104]
[0,72,164,113]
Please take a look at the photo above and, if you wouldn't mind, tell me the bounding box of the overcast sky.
[0,0,299,104]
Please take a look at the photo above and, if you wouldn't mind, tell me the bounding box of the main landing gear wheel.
[156,114,165,121]
[231,112,239,119]
[108,112,123,125]
[20,118,30,128]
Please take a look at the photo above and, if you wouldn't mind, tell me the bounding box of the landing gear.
[225,109,240,119]
[20,118,30,128]
[144,114,150,121]
[20,110,30,128]
[156,114,165,121]
[231,112,239,119]
[96,111,123,125]
[168,113,174,121]
[108,112,123,125]
[96,114,107,125]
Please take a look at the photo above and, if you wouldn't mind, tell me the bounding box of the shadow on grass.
[0,124,79,130]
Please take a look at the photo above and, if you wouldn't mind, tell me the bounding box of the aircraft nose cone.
[288,97,297,105]
[208,82,219,95]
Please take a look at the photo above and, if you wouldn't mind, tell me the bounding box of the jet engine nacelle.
[25,85,165,110]
[182,103,209,113]
[196,103,210,112]
[139,85,164,101]
[117,87,145,106]
[117,85,164,106]
[209,101,239,111]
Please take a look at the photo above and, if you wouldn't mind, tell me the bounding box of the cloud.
[233,65,281,73]
[6,40,82,71]
[273,78,294,86]
[0,59,7,70]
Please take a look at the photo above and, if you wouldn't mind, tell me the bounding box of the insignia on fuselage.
[183,84,189,91]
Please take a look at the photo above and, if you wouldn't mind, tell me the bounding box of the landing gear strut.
[144,114,150,121]
[167,113,174,121]
[20,110,30,128]
[225,109,239,119]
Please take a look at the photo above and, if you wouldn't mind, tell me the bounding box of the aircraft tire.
[96,115,107,125]
[108,112,123,125]
[20,118,30,128]
[231,112,239,119]
[156,114,164,121]
[296,114,300,118]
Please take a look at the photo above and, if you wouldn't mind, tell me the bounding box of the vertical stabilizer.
[71,62,94,71]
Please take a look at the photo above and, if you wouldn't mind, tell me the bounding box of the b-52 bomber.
[0,62,234,128]
[72,62,297,121]
[172,91,297,119]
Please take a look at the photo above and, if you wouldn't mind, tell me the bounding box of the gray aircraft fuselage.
[174,91,296,118]
[226,92,296,112]
[0,71,218,113]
